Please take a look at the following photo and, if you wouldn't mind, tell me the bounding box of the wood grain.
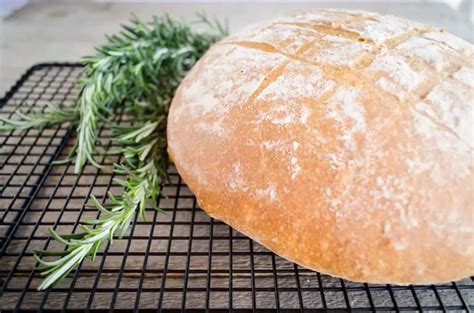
[0,41,473,312]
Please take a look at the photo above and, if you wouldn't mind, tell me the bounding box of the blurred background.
[0,0,473,96]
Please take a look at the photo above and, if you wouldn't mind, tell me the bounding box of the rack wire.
[0,63,473,312]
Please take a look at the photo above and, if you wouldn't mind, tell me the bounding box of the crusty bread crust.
[167,9,474,284]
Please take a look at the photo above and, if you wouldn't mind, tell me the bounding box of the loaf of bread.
[167,9,474,284]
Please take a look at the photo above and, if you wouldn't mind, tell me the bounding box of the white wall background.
[0,0,473,96]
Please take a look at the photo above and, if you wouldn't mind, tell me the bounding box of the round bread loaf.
[167,9,474,284]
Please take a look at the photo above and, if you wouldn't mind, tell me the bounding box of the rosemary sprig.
[35,127,163,290]
[35,167,161,291]
[0,14,227,290]
[0,102,77,132]
[71,14,225,173]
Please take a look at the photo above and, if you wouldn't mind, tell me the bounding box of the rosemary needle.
[1,14,227,290]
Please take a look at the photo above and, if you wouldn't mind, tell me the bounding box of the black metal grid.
[0,63,473,312]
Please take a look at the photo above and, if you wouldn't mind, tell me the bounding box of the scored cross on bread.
[167,9,474,284]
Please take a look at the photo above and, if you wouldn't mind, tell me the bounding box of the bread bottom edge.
[205,210,470,286]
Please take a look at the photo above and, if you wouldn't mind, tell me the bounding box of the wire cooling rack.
[0,63,473,312]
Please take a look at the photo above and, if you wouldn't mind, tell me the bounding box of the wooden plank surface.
[1,3,474,311]
[0,69,473,310]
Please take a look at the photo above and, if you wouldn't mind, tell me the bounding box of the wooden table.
[1,2,473,311]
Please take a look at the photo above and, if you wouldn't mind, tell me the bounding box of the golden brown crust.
[167,9,474,284]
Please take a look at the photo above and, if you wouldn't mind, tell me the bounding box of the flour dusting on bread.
[168,9,474,284]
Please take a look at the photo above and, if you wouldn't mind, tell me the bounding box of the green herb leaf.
[0,103,77,132]
[17,14,227,290]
